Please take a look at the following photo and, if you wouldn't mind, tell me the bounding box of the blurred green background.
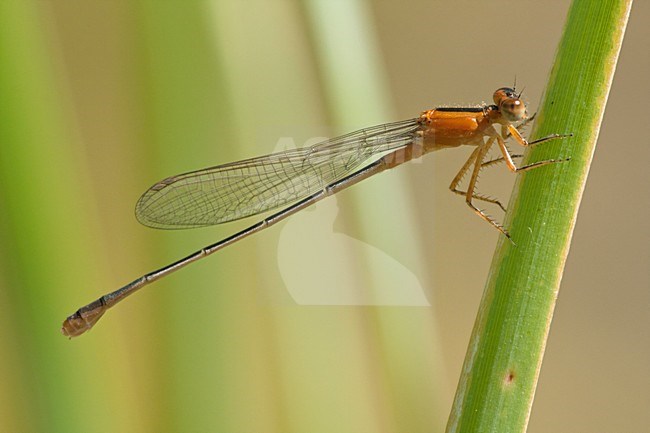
[0,1,647,432]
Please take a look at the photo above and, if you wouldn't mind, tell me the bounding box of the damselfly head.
[493,87,526,122]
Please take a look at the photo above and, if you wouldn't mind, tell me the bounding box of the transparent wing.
[135,119,420,229]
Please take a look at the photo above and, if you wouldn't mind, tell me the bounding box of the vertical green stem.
[446,1,633,432]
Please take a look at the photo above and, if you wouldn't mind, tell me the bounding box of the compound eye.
[501,98,526,122]
[493,87,517,105]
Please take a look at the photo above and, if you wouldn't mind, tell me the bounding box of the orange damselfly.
[62,87,570,338]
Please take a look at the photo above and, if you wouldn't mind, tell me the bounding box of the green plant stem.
[445,1,633,432]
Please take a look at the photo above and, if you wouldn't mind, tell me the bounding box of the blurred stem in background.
[0,0,146,431]
[302,0,446,431]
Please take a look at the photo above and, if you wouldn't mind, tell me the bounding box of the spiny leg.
[450,125,526,209]
[450,150,523,212]
[496,133,568,173]
[449,146,507,210]
[453,191,507,212]
[506,123,572,147]
[455,121,570,239]
[448,146,479,196]
[466,153,524,211]
[452,189,507,212]
[464,136,511,238]
[450,148,522,211]
[480,154,523,168]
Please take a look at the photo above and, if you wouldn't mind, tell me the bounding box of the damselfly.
[62,87,570,338]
